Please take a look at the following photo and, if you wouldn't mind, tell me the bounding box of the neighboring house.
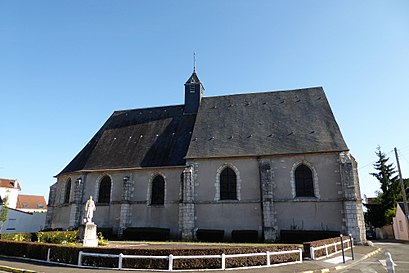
[0,178,21,209]
[0,178,47,233]
[45,70,366,243]
[392,202,409,241]
[16,195,47,213]
[0,208,46,234]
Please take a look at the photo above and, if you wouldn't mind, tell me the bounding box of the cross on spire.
[193,51,196,73]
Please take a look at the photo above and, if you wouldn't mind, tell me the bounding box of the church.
[45,70,366,243]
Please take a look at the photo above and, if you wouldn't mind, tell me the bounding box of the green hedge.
[0,240,300,270]
[303,235,352,259]
[1,230,78,244]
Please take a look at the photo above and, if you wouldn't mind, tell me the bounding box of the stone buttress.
[119,174,133,237]
[179,165,196,240]
[259,159,278,242]
[339,152,366,244]
[69,176,86,228]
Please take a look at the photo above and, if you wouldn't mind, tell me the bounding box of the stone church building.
[45,71,366,243]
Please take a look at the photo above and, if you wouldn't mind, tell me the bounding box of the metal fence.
[77,248,302,271]
[309,237,353,260]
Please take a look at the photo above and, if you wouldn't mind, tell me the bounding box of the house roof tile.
[16,194,47,210]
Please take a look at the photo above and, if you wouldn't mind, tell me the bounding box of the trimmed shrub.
[0,240,301,270]
[196,229,224,242]
[231,230,259,243]
[122,227,170,241]
[37,230,78,244]
[303,235,352,259]
[0,233,32,242]
[280,230,340,244]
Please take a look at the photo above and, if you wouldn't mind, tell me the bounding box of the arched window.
[220,167,237,200]
[64,178,71,204]
[151,175,165,205]
[98,176,111,204]
[295,164,314,197]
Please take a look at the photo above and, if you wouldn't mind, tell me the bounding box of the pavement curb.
[298,247,382,273]
[0,265,37,273]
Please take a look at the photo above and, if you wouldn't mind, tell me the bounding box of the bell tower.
[184,66,204,114]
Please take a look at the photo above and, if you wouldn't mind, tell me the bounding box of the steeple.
[184,67,204,114]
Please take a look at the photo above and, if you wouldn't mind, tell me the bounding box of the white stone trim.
[290,160,320,199]
[214,163,241,201]
[95,173,113,203]
[147,172,166,206]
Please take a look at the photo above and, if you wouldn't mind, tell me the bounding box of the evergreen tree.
[365,147,399,227]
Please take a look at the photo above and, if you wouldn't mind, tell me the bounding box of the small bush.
[1,233,32,242]
[196,229,224,242]
[303,235,352,259]
[37,230,78,244]
[122,227,170,241]
[231,230,259,243]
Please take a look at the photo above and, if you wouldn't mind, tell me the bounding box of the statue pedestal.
[79,222,98,247]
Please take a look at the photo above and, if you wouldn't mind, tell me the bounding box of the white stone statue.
[84,196,96,223]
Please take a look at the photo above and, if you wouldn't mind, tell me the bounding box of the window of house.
[38,204,44,208]
[64,178,71,204]
[295,164,314,197]
[22,203,28,208]
[98,176,111,204]
[6,219,16,230]
[151,175,165,205]
[220,167,237,200]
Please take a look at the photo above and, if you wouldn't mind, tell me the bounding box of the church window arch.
[290,161,320,199]
[220,167,237,200]
[64,178,71,204]
[150,174,165,206]
[295,164,314,197]
[97,176,112,204]
[215,164,241,201]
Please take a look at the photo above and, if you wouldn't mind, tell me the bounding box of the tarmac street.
[0,241,408,273]
[338,241,409,273]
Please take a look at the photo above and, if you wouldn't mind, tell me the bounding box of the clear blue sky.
[1,1,408,201]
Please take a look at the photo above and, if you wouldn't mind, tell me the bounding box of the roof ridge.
[114,104,184,114]
[203,86,323,100]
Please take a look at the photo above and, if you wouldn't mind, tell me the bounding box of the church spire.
[184,57,204,114]
[193,51,196,73]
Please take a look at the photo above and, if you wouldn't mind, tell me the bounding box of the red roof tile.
[0,178,21,190]
[16,194,47,210]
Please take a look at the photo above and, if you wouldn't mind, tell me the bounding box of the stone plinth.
[79,223,98,247]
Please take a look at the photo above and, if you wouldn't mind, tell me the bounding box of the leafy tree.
[365,147,400,227]
[0,195,9,232]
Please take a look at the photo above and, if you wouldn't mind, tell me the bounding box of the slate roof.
[186,87,348,158]
[0,178,21,190]
[59,105,196,175]
[16,194,47,210]
[58,86,348,175]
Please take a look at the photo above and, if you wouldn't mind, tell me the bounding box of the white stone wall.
[1,209,46,233]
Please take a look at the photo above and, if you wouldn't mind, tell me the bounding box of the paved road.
[339,241,409,273]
